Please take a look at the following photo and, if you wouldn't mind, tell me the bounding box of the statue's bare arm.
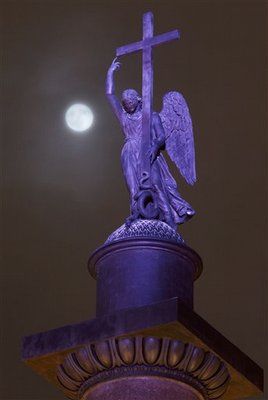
[106,59,122,122]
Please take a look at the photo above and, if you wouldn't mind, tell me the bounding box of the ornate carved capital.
[57,336,230,399]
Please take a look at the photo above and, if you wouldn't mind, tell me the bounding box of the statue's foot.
[186,209,195,219]
[178,206,195,221]
[125,215,136,228]
[125,217,132,228]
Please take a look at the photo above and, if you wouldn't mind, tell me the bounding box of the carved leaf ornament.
[57,336,230,399]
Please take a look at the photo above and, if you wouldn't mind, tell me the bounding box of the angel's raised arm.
[106,59,122,122]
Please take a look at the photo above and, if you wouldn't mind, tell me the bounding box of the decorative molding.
[57,336,230,399]
[105,219,184,245]
[88,237,203,281]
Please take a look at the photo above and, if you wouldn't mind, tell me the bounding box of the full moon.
[65,103,94,132]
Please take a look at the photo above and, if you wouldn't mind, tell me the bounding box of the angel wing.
[159,91,196,185]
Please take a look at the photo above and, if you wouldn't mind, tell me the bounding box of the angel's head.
[122,89,141,114]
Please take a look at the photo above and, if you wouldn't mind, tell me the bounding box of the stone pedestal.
[89,238,202,316]
[22,220,263,400]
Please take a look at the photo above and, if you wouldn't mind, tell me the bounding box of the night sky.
[1,1,267,399]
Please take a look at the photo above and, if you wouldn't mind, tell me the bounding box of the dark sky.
[1,1,267,399]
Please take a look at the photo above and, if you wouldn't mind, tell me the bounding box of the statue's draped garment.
[120,109,195,225]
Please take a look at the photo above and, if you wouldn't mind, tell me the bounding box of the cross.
[116,11,180,183]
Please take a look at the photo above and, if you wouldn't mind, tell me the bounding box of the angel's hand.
[106,58,121,95]
[147,144,159,164]
[108,57,121,74]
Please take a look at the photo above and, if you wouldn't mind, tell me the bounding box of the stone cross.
[116,11,180,182]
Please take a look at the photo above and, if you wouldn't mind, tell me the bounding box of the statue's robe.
[120,109,195,226]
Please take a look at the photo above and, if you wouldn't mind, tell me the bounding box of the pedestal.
[89,238,202,316]
[22,220,263,400]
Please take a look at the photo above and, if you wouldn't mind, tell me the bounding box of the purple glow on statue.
[106,11,196,229]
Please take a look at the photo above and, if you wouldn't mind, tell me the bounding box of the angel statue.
[106,58,196,230]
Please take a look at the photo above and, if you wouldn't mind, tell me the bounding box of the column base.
[22,298,263,400]
[57,336,229,400]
